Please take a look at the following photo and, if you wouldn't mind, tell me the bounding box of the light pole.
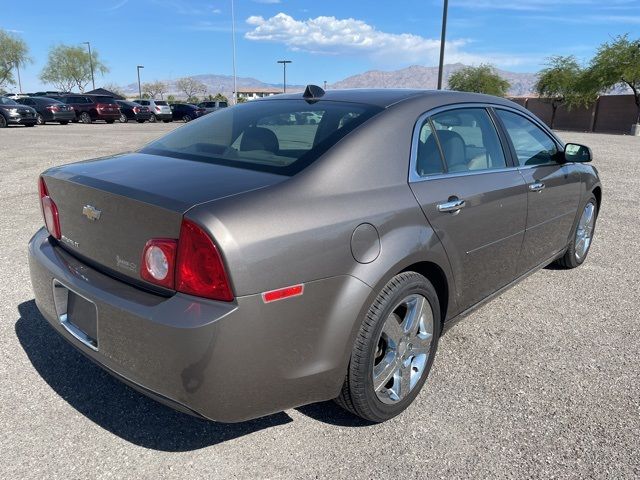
[137,65,144,99]
[83,42,95,91]
[231,0,238,104]
[323,80,327,90]
[436,0,449,90]
[277,60,292,93]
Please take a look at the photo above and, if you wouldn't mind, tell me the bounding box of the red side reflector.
[262,284,304,303]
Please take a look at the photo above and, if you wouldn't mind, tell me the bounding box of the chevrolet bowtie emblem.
[82,205,102,221]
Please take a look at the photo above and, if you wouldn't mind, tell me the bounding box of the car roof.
[260,88,518,109]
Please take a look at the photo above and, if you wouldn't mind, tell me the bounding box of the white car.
[132,99,172,122]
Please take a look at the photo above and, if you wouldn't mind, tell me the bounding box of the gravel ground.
[1,122,638,479]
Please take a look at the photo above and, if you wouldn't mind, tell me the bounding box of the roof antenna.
[303,84,325,100]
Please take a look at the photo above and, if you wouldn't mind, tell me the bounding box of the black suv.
[60,95,121,124]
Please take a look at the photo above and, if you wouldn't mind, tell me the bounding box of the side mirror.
[564,143,592,163]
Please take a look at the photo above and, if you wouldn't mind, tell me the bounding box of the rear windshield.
[141,99,382,176]
[218,102,228,108]
[94,96,117,104]
[155,101,168,106]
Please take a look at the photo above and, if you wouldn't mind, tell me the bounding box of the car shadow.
[15,300,292,452]
[294,402,375,428]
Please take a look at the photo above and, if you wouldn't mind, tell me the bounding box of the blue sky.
[3,0,640,92]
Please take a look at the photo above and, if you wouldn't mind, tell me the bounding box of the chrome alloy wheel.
[373,294,434,404]
[575,201,596,261]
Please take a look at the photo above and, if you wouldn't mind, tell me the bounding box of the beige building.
[236,87,282,101]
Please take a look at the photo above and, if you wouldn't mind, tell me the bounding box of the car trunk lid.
[42,152,286,287]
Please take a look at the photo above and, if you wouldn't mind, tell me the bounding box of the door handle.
[437,198,466,213]
[529,182,545,192]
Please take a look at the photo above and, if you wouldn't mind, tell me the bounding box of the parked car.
[60,94,121,124]
[132,99,172,123]
[29,87,601,423]
[16,96,75,125]
[197,100,228,113]
[116,100,152,123]
[0,96,37,127]
[170,103,207,122]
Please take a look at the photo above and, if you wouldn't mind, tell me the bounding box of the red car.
[60,94,121,124]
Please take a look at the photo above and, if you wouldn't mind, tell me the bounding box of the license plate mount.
[52,280,98,351]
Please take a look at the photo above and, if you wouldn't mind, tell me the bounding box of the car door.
[494,109,582,275]
[409,107,528,310]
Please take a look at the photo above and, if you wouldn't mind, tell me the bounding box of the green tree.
[142,80,168,99]
[40,44,109,92]
[213,92,228,102]
[536,56,596,129]
[589,34,640,124]
[0,29,31,89]
[447,64,510,97]
[166,94,176,104]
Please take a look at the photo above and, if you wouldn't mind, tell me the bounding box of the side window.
[496,110,559,166]
[431,108,507,172]
[415,120,445,176]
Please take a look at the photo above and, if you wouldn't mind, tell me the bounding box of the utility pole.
[437,0,449,90]
[231,0,238,104]
[323,80,327,90]
[84,42,95,90]
[277,60,292,93]
[137,65,144,99]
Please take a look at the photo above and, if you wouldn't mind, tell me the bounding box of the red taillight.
[176,219,233,301]
[140,219,233,301]
[133,106,140,113]
[141,239,177,288]
[39,177,61,240]
[46,105,60,111]
[155,106,161,112]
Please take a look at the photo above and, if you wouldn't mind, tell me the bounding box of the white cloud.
[245,13,523,66]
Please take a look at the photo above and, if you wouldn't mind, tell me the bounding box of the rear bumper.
[153,113,173,121]
[49,111,76,122]
[94,112,121,121]
[6,114,36,125]
[28,228,370,422]
[134,112,152,121]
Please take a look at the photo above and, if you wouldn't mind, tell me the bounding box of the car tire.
[555,194,598,269]
[335,271,441,423]
[182,115,191,122]
[59,120,69,125]
[36,114,45,125]
[149,114,157,123]
[119,114,128,123]
[79,112,92,124]
[0,114,7,128]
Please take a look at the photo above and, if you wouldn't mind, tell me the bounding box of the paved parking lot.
[1,122,638,479]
